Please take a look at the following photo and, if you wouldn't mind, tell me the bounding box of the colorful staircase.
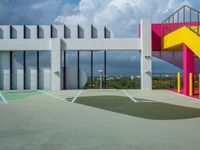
[161,26,200,57]
[151,5,200,97]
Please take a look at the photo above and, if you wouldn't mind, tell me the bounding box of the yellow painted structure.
[161,26,200,57]
[189,73,193,96]
[177,72,181,93]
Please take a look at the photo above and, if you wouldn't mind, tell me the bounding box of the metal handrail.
[162,5,200,36]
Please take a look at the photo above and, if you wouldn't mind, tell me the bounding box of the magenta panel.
[152,24,163,51]
[183,44,194,96]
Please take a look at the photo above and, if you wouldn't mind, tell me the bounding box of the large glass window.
[12,51,24,89]
[26,51,37,68]
[106,51,141,89]
[25,51,37,89]
[93,51,104,89]
[65,51,78,89]
[64,50,141,89]
[79,51,91,89]
[64,51,93,89]
[39,51,51,68]
[38,51,51,89]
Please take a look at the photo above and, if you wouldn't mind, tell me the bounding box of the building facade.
[0,20,152,90]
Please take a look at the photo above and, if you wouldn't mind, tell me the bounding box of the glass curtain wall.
[79,51,91,89]
[65,51,78,89]
[25,51,37,89]
[64,50,141,89]
[93,51,104,89]
[106,51,141,89]
[64,50,94,89]
[38,51,51,89]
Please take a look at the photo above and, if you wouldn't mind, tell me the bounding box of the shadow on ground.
[76,96,200,120]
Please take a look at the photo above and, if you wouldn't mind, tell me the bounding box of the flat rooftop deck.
[0,89,200,150]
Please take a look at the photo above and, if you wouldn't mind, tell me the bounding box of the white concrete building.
[0,20,152,90]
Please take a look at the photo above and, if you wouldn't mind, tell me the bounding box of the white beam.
[0,39,51,51]
[62,38,140,50]
[0,38,141,51]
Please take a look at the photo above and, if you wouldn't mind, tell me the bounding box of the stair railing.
[162,5,200,36]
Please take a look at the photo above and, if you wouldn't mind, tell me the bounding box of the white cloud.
[31,0,60,10]
[55,0,191,37]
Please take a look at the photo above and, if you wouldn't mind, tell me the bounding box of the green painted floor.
[1,91,40,101]
[76,96,200,120]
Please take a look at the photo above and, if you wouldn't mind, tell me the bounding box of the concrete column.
[51,39,62,90]
[140,19,152,90]
[183,44,194,96]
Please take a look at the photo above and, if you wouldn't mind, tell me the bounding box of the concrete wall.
[66,25,78,38]
[25,25,37,39]
[0,22,150,90]
[0,25,114,40]
[0,26,10,39]
[11,25,24,39]
[79,25,91,38]
[52,25,64,38]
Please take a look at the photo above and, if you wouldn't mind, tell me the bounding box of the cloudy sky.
[0,0,198,76]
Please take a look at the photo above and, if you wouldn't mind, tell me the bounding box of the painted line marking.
[0,92,8,104]
[137,101,157,103]
[122,90,137,103]
[72,90,83,103]
[38,90,66,102]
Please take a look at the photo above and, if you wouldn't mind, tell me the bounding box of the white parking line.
[122,90,137,103]
[72,90,83,103]
[0,92,8,104]
[38,90,66,102]
[137,101,161,103]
